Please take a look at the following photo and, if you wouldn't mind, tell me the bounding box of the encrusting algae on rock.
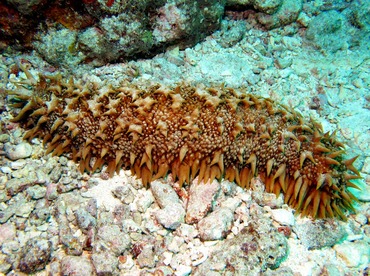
[8,65,362,220]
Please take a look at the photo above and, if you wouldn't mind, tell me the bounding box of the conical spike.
[316,174,326,190]
[325,157,340,166]
[327,150,345,159]
[179,146,188,162]
[266,159,274,177]
[345,181,361,190]
[101,147,109,158]
[344,173,362,181]
[246,153,257,176]
[115,150,124,166]
[343,156,360,176]
[273,164,286,180]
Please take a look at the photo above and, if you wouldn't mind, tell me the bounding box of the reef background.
[0,0,370,275]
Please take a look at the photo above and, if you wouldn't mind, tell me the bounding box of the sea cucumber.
[8,67,361,220]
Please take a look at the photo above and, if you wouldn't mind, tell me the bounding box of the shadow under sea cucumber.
[8,66,361,220]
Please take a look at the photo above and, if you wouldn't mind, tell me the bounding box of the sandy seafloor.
[0,15,370,276]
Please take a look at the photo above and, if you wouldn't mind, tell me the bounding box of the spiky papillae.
[10,70,361,220]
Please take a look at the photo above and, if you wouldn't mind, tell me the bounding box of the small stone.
[0,134,10,143]
[151,180,180,208]
[0,224,16,246]
[175,264,192,276]
[0,166,12,174]
[137,245,156,268]
[198,207,234,241]
[122,219,142,233]
[0,252,12,274]
[220,197,241,212]
[112,185,135,204]
[135,189,155,212]
[0,207,15,223]
[9,160,26,169]
[174,224,198,242]
[11,166,36,179]
[5,142,32,160]
[275,57,292,69]
[18,238,52,273]
[362,157,370,174]
[61,256,94,275]
[15,201,36,218]
[186,178,220,224]
[270,209,295,226]
[92,252,118,275]
[94,224,131,256]
[168,236,185,253]
[75,209,96,231]
[354,213,368,226]
[163,251,173,265]
[294,220,346,250]
[26,185,47,199]
[156,202,185,230]
[334,241,370,267]
[61,235,84,256]
[46,183,59,200]
[58,156,68,165]
[49,164,63,183]
[36,170,49,184]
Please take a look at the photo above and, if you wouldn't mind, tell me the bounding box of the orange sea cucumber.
[9,68,361,220]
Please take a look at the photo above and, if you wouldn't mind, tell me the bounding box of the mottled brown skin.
[10,70,361,220]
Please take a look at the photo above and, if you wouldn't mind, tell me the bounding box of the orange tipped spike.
[343,156,360,176]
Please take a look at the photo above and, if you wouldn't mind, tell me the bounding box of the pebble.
[15,201,36,218]
[168,236,185,253]
[185,179,220,224]
[112,185,135,204]
[135,189,155,213]
[0,166,12,174]
[118,254,135,270]
[174,224,199,242]
[9,160,26,170]
[156,202,185,230]
[94,224,131,256]
[26,185,47,200]
[137,245,156,268]
[122,219,142,233]
[220,197,241,212]
[45,183,59,200]
[0,252,12,274]
[198,207,234,241]
[275,57,292,69]
[362,157,370,174]
[354,213,368,226]
[91,252,118,275]
[0,134,10,143]
[0,224,16,245]
[18,238,52,273]
[163,251,173,265]
[36,170,49,184]
[4,142,32,160]
[61,255,94,275]
[74,209,96,231]
[293,220,346,250]
[175,264,192,276]
[334,241,370,268]
[270,209,295,226]
[151,180,180,208]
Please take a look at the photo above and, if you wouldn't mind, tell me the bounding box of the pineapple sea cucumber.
[9,67,361,220]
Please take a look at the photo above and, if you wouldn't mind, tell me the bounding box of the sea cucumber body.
[11,73,360,219]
